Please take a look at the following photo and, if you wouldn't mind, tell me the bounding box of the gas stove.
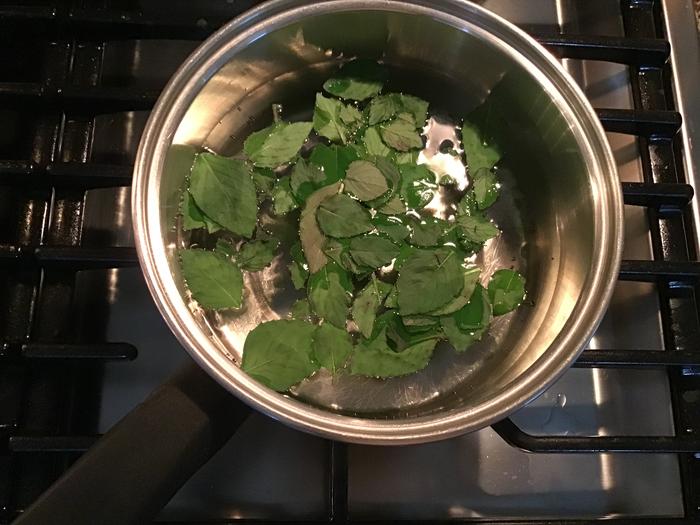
[1,1,699,523]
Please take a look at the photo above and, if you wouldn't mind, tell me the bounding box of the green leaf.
[348,235,400,269]
[351,327,437,378]
[372,214,410,242]
[429,267,481,316]
[399,164,436,209]
[395,94,429,127]
[362,126,391,157]
[312,93,362,144]
[252,167,276,197]
[244,121,313,168]
[472,168,499,209]
[215,239,237,258]
[237,238,279,271]
[308,263,351,328]
[289,242,310,290]
[440,315,484,353]
[323,238,371,275]
[454,283,492,331]
[344,160,389,201]
[457,190,479,216]
[366,157,401,209]
[290,298,312,319]
[368,95,397,125]
[377,194,406,215]
[384,286,398,308]
[323,60,387,101]
[409,217,447,247]
[317,194,373,238]
[180,249,243,310]
[299,182,342,273]
[395,150,420,165]
[488,269,526,316]
[241,319,319,391]
[290,158,326,203]
[368,93,429,126]
[313,323,353,373]
[456,214,500,244]
[290,262,309,290]
[271,177,299,215]
[182,191,222,233]
[462,120,501,173]
[396,247,464,315]
[351,276,392,338]
[309,144,360,183]
[379,117,423,152]
[188,153,257,238]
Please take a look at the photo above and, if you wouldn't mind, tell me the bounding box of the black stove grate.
[1,1,699,523]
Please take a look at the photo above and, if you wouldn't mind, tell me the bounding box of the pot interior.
[156,5,598,419]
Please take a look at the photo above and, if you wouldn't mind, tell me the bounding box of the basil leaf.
[252,167,276,197]
[440,315,484,353]
[271,177,299,215]
[368,93,429,126]
[313,93,362,144]
[299,182,341,273]
[313,323,353,373]
[323,238,372,275]
[384,286,398,308]
[215,239,237,258]
[378,310,441,351]
[380,116,423,151]
[429,267,481,316]
[237,238,279,271]
[289,242,310,290]
[188,153,257,238]
[457,190,479,216]
[462,120,501,173]
[241,319,318,391]
[317,194,373,238]
[372,214,410,242]
[344,160,389,201]
[394,94,429,127]
[472,168,499,209]
[368,95,397,125]
[454,283,492,330]
[182,191,222,233]
[396,247,464,315]
[348,235,400,269]
[309,144,360,183]
[488,269,526,316]
[323,60,386,101]
[308,263,351,327]
[377,194,406,215]
[366,157,401,209]
[409,217,447,247]
[180,249,243,310]
[244,121,313,168]
[395,150,420,165]
[456,214,500,243]
[362,126,392,157]
[290,158,326,203]
[399,164,436,209]
[352,276,392,338]
[290,298,312,320]
[351,327,437,378]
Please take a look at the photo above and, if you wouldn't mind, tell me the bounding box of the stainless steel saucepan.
[132,0,623,444]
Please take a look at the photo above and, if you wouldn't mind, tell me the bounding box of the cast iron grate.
[0,1,698,523]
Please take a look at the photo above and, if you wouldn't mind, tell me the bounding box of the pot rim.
[132,0,624,445]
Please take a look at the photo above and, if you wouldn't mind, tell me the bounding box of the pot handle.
[14,361,250,525]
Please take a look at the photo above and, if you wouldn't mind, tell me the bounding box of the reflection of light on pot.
[419,116,468,219]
